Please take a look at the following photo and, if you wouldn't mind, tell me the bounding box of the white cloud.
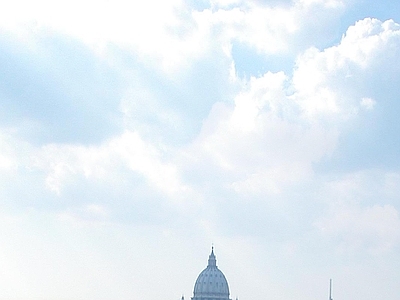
[184,70,338,195]
[291,18,400,118]
[176,17,400,220]
[295,0,344,8]
[317,203,400,254]
[32,130,192,202]
[0,0,208,73]
[1,1,400,299]
[0,146,15,171]
[56,203,109,226]
[111,131,191,199]
[360,97,376,110]
[0,0,348,76]
[315,170,400,254]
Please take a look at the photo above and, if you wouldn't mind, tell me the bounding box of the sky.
[0,0,400,299]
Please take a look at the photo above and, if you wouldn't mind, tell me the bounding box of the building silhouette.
[190,247,231,300]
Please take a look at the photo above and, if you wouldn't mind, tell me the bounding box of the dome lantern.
[208,247,217,267]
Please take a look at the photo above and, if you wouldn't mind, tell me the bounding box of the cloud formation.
[0,1,400,300]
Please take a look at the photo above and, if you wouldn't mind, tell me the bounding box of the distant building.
[190,247,232,300]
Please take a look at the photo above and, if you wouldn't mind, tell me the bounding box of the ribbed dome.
[192,248,230,300]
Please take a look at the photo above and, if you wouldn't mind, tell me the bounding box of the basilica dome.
[192,248,231,300]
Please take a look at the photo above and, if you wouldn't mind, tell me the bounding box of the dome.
[192,248,231,300]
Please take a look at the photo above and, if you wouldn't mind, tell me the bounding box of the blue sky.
[0,0,400,299]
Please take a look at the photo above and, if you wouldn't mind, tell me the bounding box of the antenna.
[329,279,333,300]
